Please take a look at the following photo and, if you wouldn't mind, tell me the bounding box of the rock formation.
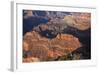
[23,31,81,62]
[63,13,91,30]
[23,11,91,62]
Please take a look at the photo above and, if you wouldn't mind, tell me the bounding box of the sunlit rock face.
[23,31,81,62]
[23,57,40,63]
[63,13,91,30]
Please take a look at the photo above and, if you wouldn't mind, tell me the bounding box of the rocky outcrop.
[33,18,68,39]
[63,13,91,30]
[23,57,40,63]
[23,31,81,62]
